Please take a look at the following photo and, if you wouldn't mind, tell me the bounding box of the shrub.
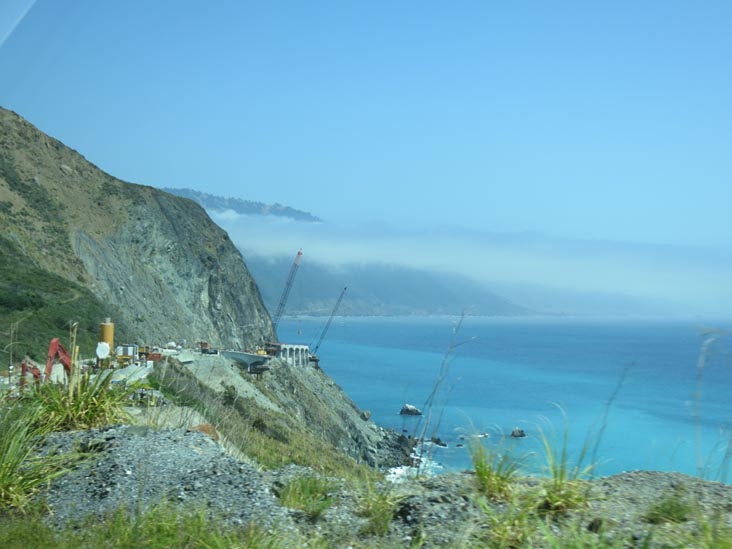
[221,382,238,406]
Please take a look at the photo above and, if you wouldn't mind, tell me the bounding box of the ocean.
[277,316,732,480]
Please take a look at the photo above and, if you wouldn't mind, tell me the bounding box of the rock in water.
[400,403,422,416]
[510,427,526,438]
[430,436,447,448]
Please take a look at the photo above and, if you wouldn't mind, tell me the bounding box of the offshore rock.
[400,403,423,416]
[510,427,527,438]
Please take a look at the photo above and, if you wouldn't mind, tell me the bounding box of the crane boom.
[312,286,347,355]
[271,249,302,332]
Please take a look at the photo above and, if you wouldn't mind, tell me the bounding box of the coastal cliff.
[0,105,409,484]
[0,107,272,352]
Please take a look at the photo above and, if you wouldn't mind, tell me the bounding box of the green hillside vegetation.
[0,235,130,362]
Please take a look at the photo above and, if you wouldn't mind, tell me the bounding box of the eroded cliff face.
[0,107,273,349]
[71,193,273,347]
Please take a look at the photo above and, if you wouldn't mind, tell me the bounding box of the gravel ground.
[37,425,295,534]
[34,426,732,547]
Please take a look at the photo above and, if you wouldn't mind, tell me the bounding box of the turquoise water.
[277,316,732,480]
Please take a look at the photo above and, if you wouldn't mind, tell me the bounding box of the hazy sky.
[2,1,732,314]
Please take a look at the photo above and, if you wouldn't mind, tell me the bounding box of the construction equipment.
[19,338,72,388]
[309,286,347,365]
[271,249,303,333]
[138,345,163,361]
[115,344,139,367]
[45,337,72,383]
[19,357,42,388]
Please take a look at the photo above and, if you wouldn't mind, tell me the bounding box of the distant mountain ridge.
[243,254,529,317]
[163,188,322,223]
[171,186,689,318]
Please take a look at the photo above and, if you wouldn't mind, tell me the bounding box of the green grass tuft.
[0,399,67,512]
[26,372,132,432]
[356,476,403,537]
[537,414,594,515]
[475,495,536,549]
[0,501,290,548]
[277,476,334,521]
[643,485,693,524]
[469,438,523,501]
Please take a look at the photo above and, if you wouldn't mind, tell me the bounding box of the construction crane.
[309,286,347,365]
[271,249,303,334]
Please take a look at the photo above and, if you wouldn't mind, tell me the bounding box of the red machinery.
[19,338,72,388]
[45,337,72,380]
[19,358,42,388]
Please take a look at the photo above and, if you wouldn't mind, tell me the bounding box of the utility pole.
[69,322,80,399]
[4,318,22,387]
[9,321,14,387]
[4,315,32,388]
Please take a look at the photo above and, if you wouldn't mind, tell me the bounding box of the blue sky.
[2,1,732,313]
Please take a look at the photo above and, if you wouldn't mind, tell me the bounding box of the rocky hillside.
[0,107,273,356]
[158,353,410,470]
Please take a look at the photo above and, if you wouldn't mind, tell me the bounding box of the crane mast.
[271,249,302,333]
[310,286,347,362]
